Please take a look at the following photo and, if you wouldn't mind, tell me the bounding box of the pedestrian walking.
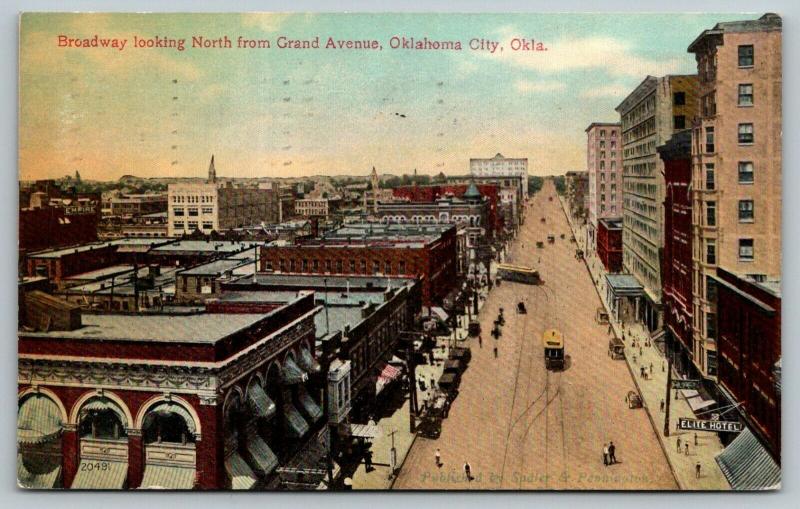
[608,442,617,464]
[632,354,637,364]
[660,399,665,412]
[685,442,690,456]
[478,335,483,348]
[662,360,665,373]
[603,444,609,466]
[493,345,498,358]
[435,448,442,468]
[640,366,646,379]
[676,437,682,453]
[649,363,653,376]
[464,461,472,481]
[694,433,698,447]
[696,462,701,479]
[639,346,643,357]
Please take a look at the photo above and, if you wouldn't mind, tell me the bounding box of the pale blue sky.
[20,12,753,180]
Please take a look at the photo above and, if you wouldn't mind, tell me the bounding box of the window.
[173,221,184,230]
[706,275,717,302]
[738,45,754,67]
[738,84,754,106]
[705,126,715,153]
[399,260,406,273]
[673,92,686,106]
[738,123,754,144]
[673,115,686,130]
[202,221,213,230]
[600,130,606,138]
[706,312,717,340]
[325,260,332,273]
[705,164,715,190]
[738,161,754,183]
[174,208,184,216]
[373,260,380,274]
[739,239,754,261]
[202,207,213,214]
[187,221,198,230]
[706,201,716,226]
[738,200,754,221]
[312,259,319,272]
[706,241,716,265]
[188,208,198,216]
[707,351,717,377]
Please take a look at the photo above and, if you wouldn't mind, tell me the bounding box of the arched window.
[143,404,196,445]
[78,397,127,440]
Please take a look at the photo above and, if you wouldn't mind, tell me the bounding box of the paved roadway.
[393,179,678,490]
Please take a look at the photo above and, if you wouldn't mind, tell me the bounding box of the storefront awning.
[298,389,323,423]
[225,452,257,490]
[376,363,402,395]
[145,403,197,434]
[79,398,128,427]
[348,423,382,439]
[430,306,449,322]
[281,357,309,385]
[246,384,277,421]
[299,347,322,374]
[70,459,127,489]
[17,454,61,489]
[284,404,310,438]
[139,464,196,490]
[244,432,279,477]
[716,428,780,490]
[18,394,63,445]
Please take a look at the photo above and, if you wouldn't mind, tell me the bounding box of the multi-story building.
[469,153,529,200]
[658,130,694,378]
[294,198,330,218]
[168,157,280,236]
[448,174,524,232]
[108,194,168,219]
[259,223,457,306]
[18,293,324,490]
[616,74,698,331]
[597,217,623,274]
[585,123,623,248]
[687,13,781,379]
[564,171,589,221]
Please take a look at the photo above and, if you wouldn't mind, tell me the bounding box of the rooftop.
[20,312,267,344]
[179,256,255,277]
[688,13,782,52]
[149,240,259,254]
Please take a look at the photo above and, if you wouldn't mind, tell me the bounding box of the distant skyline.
[20,12,752,181]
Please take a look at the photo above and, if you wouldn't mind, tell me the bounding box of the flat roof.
[64,265,135,281]
[605,274,644,292]
[150,240,259,253]
[21,312,267,344]
[226,273,415,289]
[180,257,254,277]
[28,242,113,259]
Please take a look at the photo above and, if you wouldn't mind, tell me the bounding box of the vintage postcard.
[17,12,781,491]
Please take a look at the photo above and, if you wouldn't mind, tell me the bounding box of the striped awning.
[17,454,61,489]
[284,404,309,438]
[139,464,196,490]
[244,431,279,477]
[376,363,402,395]
[298,389,323,423]
[70,460,127,489]
[281,357,308,385]
[18,394,63,445]
[143,403,196,434]
[716,428,781,490]
[225,452,257,490]
[348,423,382,439]
[299,347,322,373]
[246,384,277,421]
[79,398,128,427]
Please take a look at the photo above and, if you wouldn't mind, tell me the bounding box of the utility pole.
[406,338,418,433]
[321,351,335,490]
[664,355,672,437]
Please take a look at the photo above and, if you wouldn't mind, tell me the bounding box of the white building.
[469,153,529,199]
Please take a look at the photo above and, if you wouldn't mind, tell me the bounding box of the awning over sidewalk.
[298,388,323,423]
[71,459,127,489]
[716,428,780,490]
[139,464,196,490]
[348,423,382,439]
[281,357,308,385]
[299,347,322,374]
[17,394,64,445]
[430,306,449,322]
[225,452,257,490]
[375,363,402,395]
[605,274,644,297]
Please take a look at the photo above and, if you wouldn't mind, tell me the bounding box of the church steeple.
[208,155,217,183]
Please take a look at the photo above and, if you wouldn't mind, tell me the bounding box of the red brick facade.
[392,184,503,235]
[596,218,622,273]
[716,268,781,460]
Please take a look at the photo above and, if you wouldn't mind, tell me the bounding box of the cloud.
[241,13,307,33]
[514,80,566,94]
[490,27,685,78]
[580,83,632,99]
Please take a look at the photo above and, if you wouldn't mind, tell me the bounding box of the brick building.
[259,223,457,306]
[596,217,623,274]
[19,180,101,256]
[659,130,695,377]
[585,122,623,249]
[18,294,325,490]
[391,183,503,235]
[714,268,780,460]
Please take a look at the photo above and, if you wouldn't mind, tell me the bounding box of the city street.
[394,180,678,490]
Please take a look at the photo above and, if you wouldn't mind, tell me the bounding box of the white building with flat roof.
[469,153,529,199]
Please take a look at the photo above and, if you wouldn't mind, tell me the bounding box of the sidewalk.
[559,198,729,491]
